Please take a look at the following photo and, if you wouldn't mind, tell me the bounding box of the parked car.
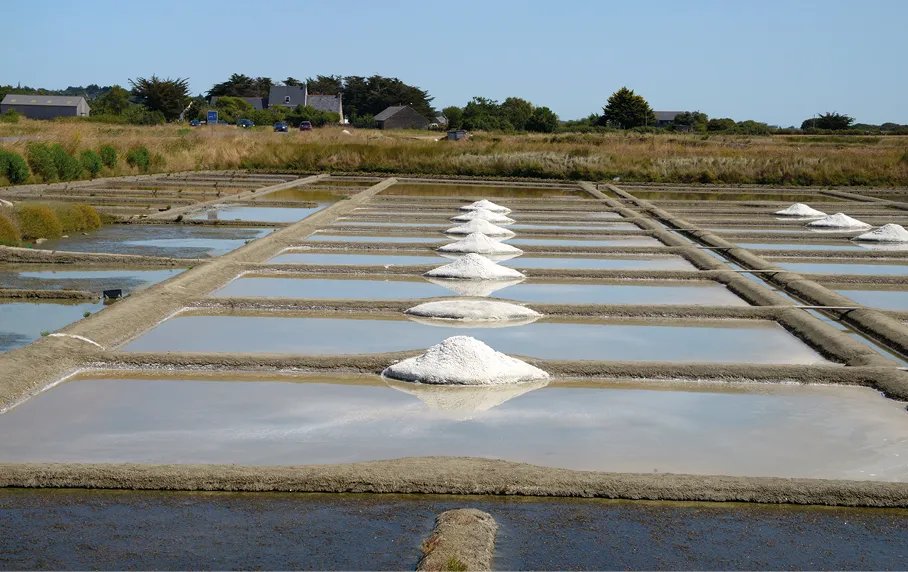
[274,122,289,132]
[238,119,254,129]
[188,119,201,127]
[299,121,313,131]
[217,120,229,125]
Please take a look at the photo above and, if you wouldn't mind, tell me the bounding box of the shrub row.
[0,203,102,242]
[1,143,153,185]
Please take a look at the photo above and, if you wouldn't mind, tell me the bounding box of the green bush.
[50,203,101,232]
[0,211,21,246]
[51,144,84,181]
[72,203,102,230]
[126,146,151,172]
[27,143,58,182]
[4,151,30,184]
[15,204,63,239]
[79,150,103,178]
[0,110,21,124]
[99,144,117,168]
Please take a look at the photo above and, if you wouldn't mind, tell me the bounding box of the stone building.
[374,105,430,130]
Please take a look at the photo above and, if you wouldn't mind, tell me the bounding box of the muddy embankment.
[2,457,907,508]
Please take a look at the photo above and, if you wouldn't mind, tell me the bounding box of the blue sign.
[207,110,218,125]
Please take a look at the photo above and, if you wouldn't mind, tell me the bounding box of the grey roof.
[375,106,407,121]
[308,94,341,113]
[2,94,87,107]
[269,85,307,107]
[654,111,684,122]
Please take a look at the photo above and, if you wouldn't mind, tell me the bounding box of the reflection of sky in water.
[0,378,904,482]
[190,205,328,222]
[777,262,908,275]
[0,300,104,353]
[124,316,830,365]
[214,278,746,306]
[0,269,182,293]
[35,226,274,258]
[738,243,865,251]
[834,289,908,310]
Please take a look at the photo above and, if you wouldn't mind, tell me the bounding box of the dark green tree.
[129,76,190,121]
[305,75,343,94]
[526,106,559,133]
[707,118,736,131]
[500,97,534,130]
[443,106,463,129]
[599,87,656,129]
[207,74,272,97]
[90,85,131,115]
[284,77,303,87]
[800,112,854,130]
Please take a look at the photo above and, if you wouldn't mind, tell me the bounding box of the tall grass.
[2,119,907,186]
[0,210,20,246]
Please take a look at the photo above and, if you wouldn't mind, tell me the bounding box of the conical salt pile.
[775,204,826,217]
[446,219,516,238]
[853,223,908,243]
[806,213,871,229]
[382,335,549,385]
[424,253,525,280]
[459,199,511,214]
[450,209,516,225]
[437,233,523,255]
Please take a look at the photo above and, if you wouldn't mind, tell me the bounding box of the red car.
[299,121,313,131]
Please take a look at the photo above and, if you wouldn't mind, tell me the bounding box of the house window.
[284,96,291,104]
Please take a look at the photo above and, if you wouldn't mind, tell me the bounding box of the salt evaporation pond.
[190,205,327,223]
[0,377,904,481]
[1,300,103,354]
[834,288,908,311]
[305,234,448,244]
[380,183,592,199]
[214,277,747,306]
[123,315,829,364]
[0,268,183,293]
[776,262,908,276]
[268,252,696,270]
[738,242,867,251]
[35,226,275,258]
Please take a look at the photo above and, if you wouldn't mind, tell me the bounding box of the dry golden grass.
[1,119,907,186]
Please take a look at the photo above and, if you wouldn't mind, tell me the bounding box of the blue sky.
[3,0,906,125]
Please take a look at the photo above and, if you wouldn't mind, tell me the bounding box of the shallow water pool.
[777,262,908,276]
[122,315,830,364]
[190,205,327,223]
[0,300,103,354]
[0,268,183,294]
[834,288,908,310]
[0,377,901,481]
[214,277,747,306]
[35,226,274,258]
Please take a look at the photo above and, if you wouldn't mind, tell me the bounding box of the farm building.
[1,94,90,119]
[654,111,684,127]
[375,105,430,130]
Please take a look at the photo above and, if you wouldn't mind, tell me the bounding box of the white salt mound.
[853,223,908,243]
[437,233,523,255]
[806,213,872,229]
[446,219,516,237]
[424,253,525,280]
[382,335,550,385]
[438,252,522,263]
[459,199,511,214]
[450,209,516,225]
[424,277,524,297]
[775,203,826,217]
[405,300,541,322]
